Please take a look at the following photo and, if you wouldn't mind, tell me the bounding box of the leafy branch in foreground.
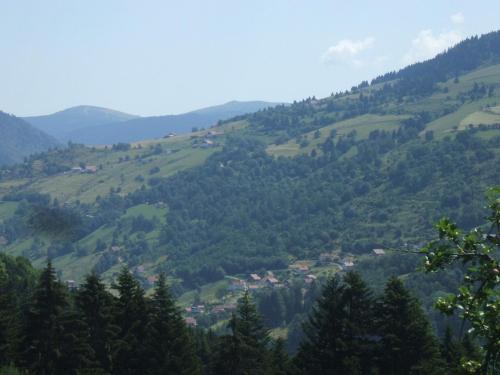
[421,187,499,374]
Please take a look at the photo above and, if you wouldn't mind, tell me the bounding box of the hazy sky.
[1,0,498,117]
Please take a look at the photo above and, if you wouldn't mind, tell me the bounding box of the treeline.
[0,256,481,375]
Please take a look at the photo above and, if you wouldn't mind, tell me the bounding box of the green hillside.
[0,32,499,294]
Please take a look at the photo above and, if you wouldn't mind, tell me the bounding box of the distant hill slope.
[38,101,280,145]
[0,111,59,165]
[24,105,140,142]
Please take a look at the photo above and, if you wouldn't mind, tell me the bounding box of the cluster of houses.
[191,130,224,149]
[132,264,160,287]
[227,271,285,292]
[69,165,98,174]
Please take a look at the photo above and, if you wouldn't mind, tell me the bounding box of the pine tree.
[111,267,148,375]
[295,272,377,375]
[341,272,377,373]
[56,310,97,374]
[441,326,463,373]
[145,274,201,375]
[211,291,271,375]
[0,264,17,366]
[377,277,445,375]
[22,261,94,375]
[270,338,291,375]
[0,255,36,367]
[76,273,119,373]
[192,328,217,373]
[295,276,346,374]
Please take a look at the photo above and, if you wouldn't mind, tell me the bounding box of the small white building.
[373,248,386,256]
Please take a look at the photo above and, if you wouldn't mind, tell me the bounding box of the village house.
[200,139,215,148]
[71,165,97,174]
[84,165,98,173]
[305,274,317,284]
[191,304,205,314]
[206,130,224,138]
[146,275,159,286]
[211,303,237,314]
[342,258,354,267]
[228,278,247,291]
[249,273,261,282]
[185,317,197,327]
[373,248,386,256]
[297,265,309,274]
[265,277,279,287]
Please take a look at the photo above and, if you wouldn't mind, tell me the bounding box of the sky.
[1,0,499,117]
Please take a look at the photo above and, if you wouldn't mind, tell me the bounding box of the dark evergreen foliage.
[75,273,119,373]
[111,267,148,375]
[210,291,271,375]
[376,277,444,374]
[295,272,377,374]
[145,274,201,375]
[22,261,94,375]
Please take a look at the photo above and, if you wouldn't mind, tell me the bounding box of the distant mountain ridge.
[0,111,59,165]
[25,101,282,145]
[24,105,140,142]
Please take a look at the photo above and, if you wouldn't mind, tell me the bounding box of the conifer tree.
[56,310,97,374]
[76,273,119,373]
[0,265,17,366]
[0,255,36,367]
[295,272,377,374]
[376,277,444,375]
[111,267,148,375]
[146,274,201,375]
[270,338,292,375]
[22,261,94,375]
[211,291,271,375]
[441,326,463,373]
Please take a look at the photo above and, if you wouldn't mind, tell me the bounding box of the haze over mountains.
[24,100,281,145]
[24,106,140,141]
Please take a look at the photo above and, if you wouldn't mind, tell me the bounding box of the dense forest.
[1,125,496,289]
[1,193,498,374]
[0,263,487,374]
[1,200,497,374]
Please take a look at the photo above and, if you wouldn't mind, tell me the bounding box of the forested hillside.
[0,111,60,166]
[0,31,499,316]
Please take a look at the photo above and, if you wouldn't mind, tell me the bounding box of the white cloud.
[322,37,375,65]
[403,29,462,64]
[450,12,464,25]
